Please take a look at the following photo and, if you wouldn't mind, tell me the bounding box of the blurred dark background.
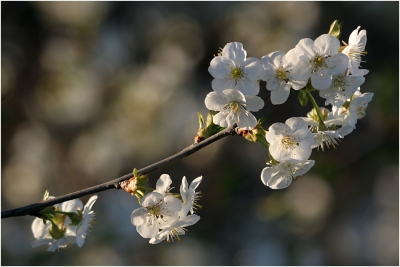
[1,2,398,265]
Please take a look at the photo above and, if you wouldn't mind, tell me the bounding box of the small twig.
[1,125,238,219]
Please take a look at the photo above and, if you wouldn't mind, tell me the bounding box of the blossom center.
[283,163,297,180]
[275,67,288,81]
[147,205,162,218]
[281,135,300,149]
[356,102,368,119]
[230,67,245,81]
[310,54,328,73]
[333,76,347,92]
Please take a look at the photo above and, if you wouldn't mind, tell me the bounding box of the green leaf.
[298,90,309,106]
[328,20,343,39]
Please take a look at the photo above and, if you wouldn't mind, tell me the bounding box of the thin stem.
[306,91,328,131]
[1,124,238,219]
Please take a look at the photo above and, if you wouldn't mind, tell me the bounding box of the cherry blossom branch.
[1,124,238,219]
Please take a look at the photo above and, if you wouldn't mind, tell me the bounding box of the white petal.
[156,174,172,195]
[180,177,189,203]
[211,78,235,93]
[141,192,164,207]
[205,91,228,111]
[208,56,232,79]
[294,38,315,59]
[130,208,148,226]
[313,34,340,55]
[31,238,52,248]
[212,112,229,127]
[237,111,257,130]
[179,214,200,227]
[189,176,202,191]
[266,78,280,91]
[326,53,349,75]
[83,195,98,216]
[162,195,182,212]
[32,218,50,239]
[58,198,83,213]
[261,166,291,189]
[242,57,262,80]
[245,95,264,111]
[222,88,246,102]
[270,84,291,105]
[222,42,246,65]
[311,68,332,89]
[290,61,312,81]
[236,79,259,96]
[137,219,159,238]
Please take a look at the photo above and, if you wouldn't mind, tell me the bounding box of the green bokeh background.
[2,2,398,265]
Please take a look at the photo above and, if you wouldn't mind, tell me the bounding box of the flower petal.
[208,56,232,79]
[222,42,246,65]
[156,174,172,195]
[141,192,164,207]
[211,78,235,93]
[130,207,148,226]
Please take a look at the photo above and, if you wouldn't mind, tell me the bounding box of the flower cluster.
[28,21,374,252]
[130,174,202,244]
[31,192,97,252]
[204,22,373,189]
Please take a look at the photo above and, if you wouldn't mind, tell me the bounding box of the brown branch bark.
[1,125,238,219]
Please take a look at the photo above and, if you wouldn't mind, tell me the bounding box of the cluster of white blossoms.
[131,174,202,244]
[29,21,374,251]
[205,22,373,189]
[31,192,97,252]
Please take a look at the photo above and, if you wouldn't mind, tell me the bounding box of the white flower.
[179,176,202,218]
[261,160,315,189]
[31,198,81,252]
[312,130,342,151]
[205,89,264,130]
[342,26,369,76]
[208,42,262,96]
[130,192,181,239]
[260,50,307,104]
[319,73,365,107]
[265,117,314,162]
[291,34,349,90]
[149,214,200,244]
[76,195,98,248]
[302,107,354,138]
[332,89,374,129]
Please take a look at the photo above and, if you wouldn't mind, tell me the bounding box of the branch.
[1,124,238,219]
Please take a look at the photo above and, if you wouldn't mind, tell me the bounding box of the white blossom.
[205,88,264,130]
[265,117,314,162]
[179,176,202,217]
[76,195,98,248]
[260,49,307,104]
[149,214,200,244]
[342,26,369,76]
[130,192,181,239]
[332,89,374,129]
[291,34,349,90]
[319,73,365,107]
[31,198,81,252]
[208,42,262,96]
[312,130,342,151]
[261,160,315,189]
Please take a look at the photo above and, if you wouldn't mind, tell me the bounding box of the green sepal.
[298,90,309,106]
[197,112,204,130]
[328,20,343,39]
[196,110,225,141]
